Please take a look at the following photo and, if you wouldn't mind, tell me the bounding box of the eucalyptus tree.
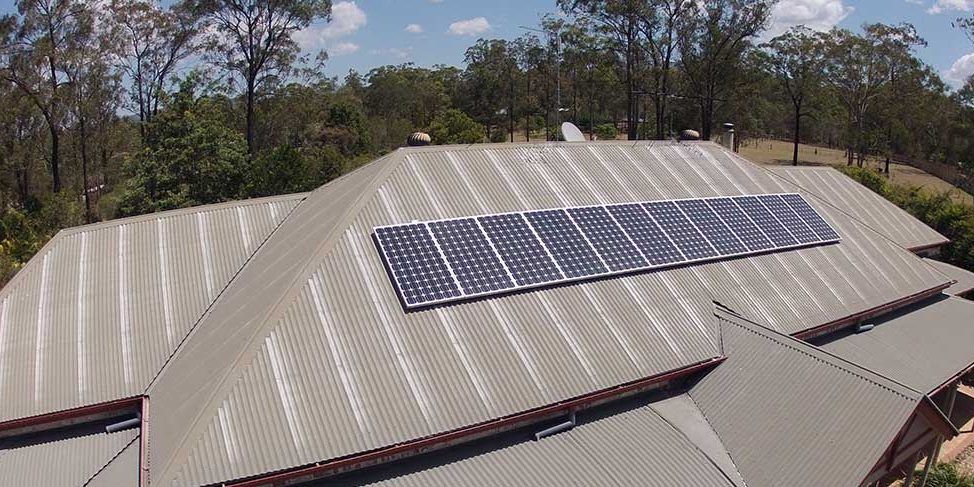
[638,0,691,139]
[110,0,198,141]
[188,0,332,154]
[677,0,775,140]
[0,0,93,193]
[765,26,824,165]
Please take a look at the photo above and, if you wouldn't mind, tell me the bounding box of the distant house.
[1,141,972,487]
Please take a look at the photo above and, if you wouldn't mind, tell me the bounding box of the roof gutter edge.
[220,356,726,487]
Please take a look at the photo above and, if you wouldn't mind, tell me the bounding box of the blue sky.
[4,0,974,88]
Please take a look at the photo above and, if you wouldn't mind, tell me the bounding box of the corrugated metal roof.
[0,429,138,486]
[0,194,305,423]
[144,141,950,486]
[923,258,974,296]
[319,395,738,487]
[765,165,948,250]
[87,437,140,487]
[690,307,922,487]
[816,295,974,393]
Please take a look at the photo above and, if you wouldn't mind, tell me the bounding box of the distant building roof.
[766,165,949,251]
[816,295,974,394]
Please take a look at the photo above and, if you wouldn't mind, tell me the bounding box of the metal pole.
[903,451,921,486]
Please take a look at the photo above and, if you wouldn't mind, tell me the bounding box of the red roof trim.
[0,395,143,437]
[793,283,951,340]
[909,241,950,253]
[221,356,725,487]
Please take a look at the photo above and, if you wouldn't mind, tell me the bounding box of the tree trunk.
[50,124,61,193]
[509,68,515,143]
[525,72,531,142]
[80,117,92,223]
[626,41,637,140]
[792,103,801,166]
[246,76,256,155]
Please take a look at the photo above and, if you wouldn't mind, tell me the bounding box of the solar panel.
[780,194,841,241]
[732,196,798,247]
[525,209,607,278]
[705,198,774,252]
[375,193,841,308]
[478,213,563,286]
[374,224,462,306]
[675,199,747,256]
[643,201,718,260]
[757,194,819,244]
[607,204,685,266]
[429,218,515,295]
[567,206,647,271]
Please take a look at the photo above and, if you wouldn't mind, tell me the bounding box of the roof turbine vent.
[407,132,431,147]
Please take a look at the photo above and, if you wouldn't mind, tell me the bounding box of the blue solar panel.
[429,218,515,295]
[374,224,461,306]
[375,193,841,308]
[478,213,563,286]
[732,196,798,247]
[757,195,819,244]
[606,204,685,266]
[781,194,841,242]
[525,209,608,278]
[643,201,718,260]
[567,206,647,271]
[705,198,774,252]
[676,200,747,256]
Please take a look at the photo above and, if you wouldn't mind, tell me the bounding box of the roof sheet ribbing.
[0,428,138,486]
[690,307,923,487]
[765,165,948,250]
[816,295,974,394]
[0,194,304,423]
[923,258,974,296]
[145,141,949,486]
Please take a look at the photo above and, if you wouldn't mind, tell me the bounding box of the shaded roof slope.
[87,438,140,487]
[691,307,924,487]
[144,141,948,485]
[0,428,138,486]
[816,295,974,394]
[320,395,739,487]
[766,165,948,250]
[0,194,304,423]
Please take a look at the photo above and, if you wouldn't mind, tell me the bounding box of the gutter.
[793,283,951,341]
[909,241,950,255]
[221,356,725,487]
[0,396,143,439]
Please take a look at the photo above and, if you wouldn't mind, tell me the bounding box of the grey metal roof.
[87,437,140,487]
[690,307,923,487]
[143,141,949,486]
[923,258,974,296]
[816,295,974,393]
[0,194,304,423]
[321,395,739,487]
[765,165,948,250]
[0,428,138,486]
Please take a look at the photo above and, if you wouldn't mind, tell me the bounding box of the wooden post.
[903,451,921,486]
[920,382,960,486]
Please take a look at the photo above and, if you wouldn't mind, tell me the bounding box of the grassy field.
[739,138,974,205]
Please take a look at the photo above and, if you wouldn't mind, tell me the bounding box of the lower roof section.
[690,307,925,487]
[0,427,138,486]
[315,393,740,487]
[923,258,974,297]
[815,295,974,394]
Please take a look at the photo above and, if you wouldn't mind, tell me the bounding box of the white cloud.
[330,42,360,56]
[928,0,974,14]
[405,23,424,34]
[294,1,366,50]
[428,0,443,3]
[946,53,974,87]
[763,0,853,40]
[448,17,490,36]
[372,47,414,61]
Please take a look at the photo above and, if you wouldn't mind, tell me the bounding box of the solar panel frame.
[374,193,841,309]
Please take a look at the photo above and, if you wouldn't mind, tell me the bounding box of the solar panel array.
[374,193,841,308]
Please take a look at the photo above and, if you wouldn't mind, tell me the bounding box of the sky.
[4,0,974,88]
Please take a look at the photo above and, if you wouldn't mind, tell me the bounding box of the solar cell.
[606,204,685,266]
[643,201,718,260]
[429,218,515,295]
[525,209,608,278]
[567,206,647,271]
[757,195,819,244]
[478,213,563,286]
[675,199,747,256]
[705,198,774,252]
[374,224,462,306]
[780,194,841,242]
[732,196,798,247]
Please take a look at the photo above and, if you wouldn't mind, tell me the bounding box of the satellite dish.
[560,122,586,142]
